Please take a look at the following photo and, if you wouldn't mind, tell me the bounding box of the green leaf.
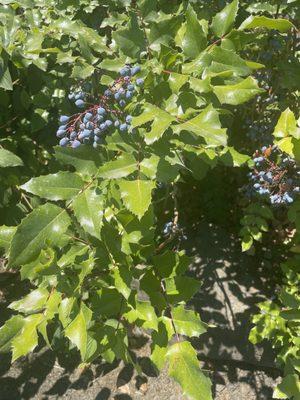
[113,266,132,300]
[151,317,174,370]
[273,374,300,399]
[169,72,189,94]
[0,53,13,90]
[213,76,263,105]
[112,12,146,59]
[273,108,300,139]
[118,179,156,220]
[172,305,207,337]
[239,16,294,32]
[65,309,87,360]
[166,341,212,400]
[54,145,102,176]
[58,244,89,268]
[21,172,84,201]
[0,148,23,168]
[97,154,137,179]
[0,316,24,353]
[72,188,104,239]
[9,288,49,314]
[145,112,174,145]
[211,0,239,37]
[165,276,200,303]
[0,225,16,254]
[174,105,227,146]
[182,5,207,58]
[124,297,158,331]
[11,314,44,362]
[9,203,71,267]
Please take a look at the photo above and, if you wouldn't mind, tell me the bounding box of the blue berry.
[136,78,144,86]
[127,84,135,91]
[125,115,132,124]
[104,89,112,97]
[71,140,81,148]
[131,66,141,76]
[114,120,120,127]
[125,91,133,100]
[114,92,121,101]
[75,99,85,108]
[105,120,113,127]
[119,100,126,107]
[120,66,130,76]
[119,123,128,132]
[59,137,69,147]
[70,131,77,140]
[85,112,93,120]
[59,115,69,124]
[56,130,66,138]
[97,107,106,116]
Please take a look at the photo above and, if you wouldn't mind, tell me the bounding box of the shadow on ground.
[0,221,281,400]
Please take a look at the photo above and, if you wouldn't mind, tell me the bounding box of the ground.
[0,221,281,400]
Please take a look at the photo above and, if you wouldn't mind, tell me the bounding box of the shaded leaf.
[0,148,23,168]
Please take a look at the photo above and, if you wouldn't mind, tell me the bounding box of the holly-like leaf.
[65,309,87,360]
[9,203,71,267]
[165,276,200,303]
[72,188,104,239]
[174,104,227,146]
[112,266,132,300]
[118,179,156,220]
[124,297,158,331]
[273,108,300,139]
[166,341,212,400]
[21,172,84,201]
[9,288,49,314]
[11,314,44,362]
[0,225,16,254]
[211,0,239,37]
[0,316,24,353]
[213,76,263,105]
[273,374,300,399]
[182,5,207,58]
[54,145,102,176]
[97,154,137,179]
[112,12,146,59]
[172,305,207,337]
[239,16,294,32]
[0,148,23,168]
[145,112,174,145]
[151,317,174,371]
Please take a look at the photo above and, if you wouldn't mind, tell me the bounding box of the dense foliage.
[0,0,299,399]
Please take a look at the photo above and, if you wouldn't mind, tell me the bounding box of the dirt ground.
[0,221,282,400]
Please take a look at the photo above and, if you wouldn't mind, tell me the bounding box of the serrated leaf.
[97,154,137,179]
[151,317,174,371]
[118,179,156,220]
[21,172,84,201]
[0,54,13,90]
[174,104,227,147]
[54,145,102,176]
[169,72,189,94]
[0,148,23,167]
[190,76,211,94]
[124,297,158,331]
[72,188,104,239]
[0,316,24,353]
[165,276,200,303]
[0,225,16,254]
[182,5,207,58]
[9,288,49,314]
[273,108,300,139]
[172,305,207,337]
[145,112,174,145]
[9,203,71,267]
[239,16,294,32]
[273,374,300,399]
[166,341,212,400]
[113,266,132,299]
[212,0,239,37]
[213,76,263,105]
[11,314,44,361]
[58,244,89,268]
[65,309,87,360]
[112,12,146,59]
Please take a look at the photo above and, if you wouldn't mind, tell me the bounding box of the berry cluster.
[56,65,144,148]
[248,145,300,205]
